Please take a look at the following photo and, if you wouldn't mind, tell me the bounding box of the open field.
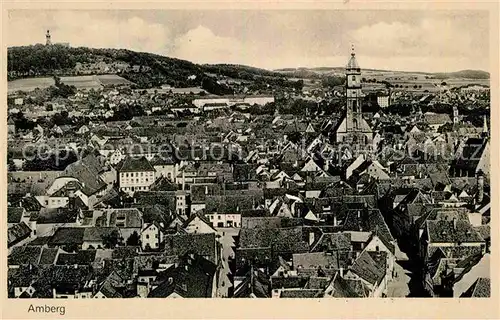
[8,77,55,94]
[95,74,134,86]
[8,74,134,94]
[60,75,104,90]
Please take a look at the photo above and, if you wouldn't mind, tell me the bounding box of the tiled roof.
[8,207,25,224]
[233,268,271,298]
[56,250,97,266]
[326,272,367,298]
[270,276,309,290]
[8,222,32,247]
[474,225,490,241]
[149,253,217,298]
[280,289,323,298]
[64,157,107,195]
[116,156,155,172]
[163,233,217,264]
[424,113,452,125]
[350,251,387,286]
[32,208,78,224]
[83,227,120,242]
[39,248,59,265]
[205,192,264,214]
[108,208,143,228]
[112,246,139,260]
[311,232,352,252]
[343,209,395,253]
[470,278,490,297]
[239,227,309,254]
[8,265,37,287]
[304,276,330,290]
[292,252,340,271]
[48,227,85,246]
[8,246,42,266]
[427,219,484,244]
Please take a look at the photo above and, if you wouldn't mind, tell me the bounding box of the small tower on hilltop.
[46,30,52,45]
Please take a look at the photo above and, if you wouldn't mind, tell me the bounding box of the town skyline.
[7,10,490,73]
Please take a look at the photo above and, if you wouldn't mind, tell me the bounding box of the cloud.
[7,11,489,72]
[350,19,478,58]
[8,11,171,54]
[172,25,257,65]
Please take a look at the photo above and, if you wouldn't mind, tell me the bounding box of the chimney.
[477,171,484,203]
[182,170,186,191]
[309,232,315,246]
[452,217,457,231]
[324,159,330,172]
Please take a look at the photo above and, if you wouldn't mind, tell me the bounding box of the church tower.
[346,45,363,135]
[334,46,373,147]
[46,30,52,45]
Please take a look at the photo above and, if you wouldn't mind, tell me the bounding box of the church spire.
[346,44,360,71]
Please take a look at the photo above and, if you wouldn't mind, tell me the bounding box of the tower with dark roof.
[346,45,363,137]
[334,46,373,150]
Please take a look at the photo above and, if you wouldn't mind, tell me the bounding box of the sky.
[7,10,490,72]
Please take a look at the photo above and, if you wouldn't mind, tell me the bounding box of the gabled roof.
[310,232,351,252]
[280,289,324,298]
[350,251,387,286]
[238,227,309,254]
[343,208,395,253]
[7,222,32,247]
[8,246,42,266]
[233,267,271,298]
[149,253,217,298]
[163,233,217,264]
[426,219,484,244]
[63,155,107,195]
[8,207,25,224]
[326,272,367,298]
[116,156,155,172]
[32,208,79,224]
[461,277,490,297]
[56,250,97,266]
[48,227,85,246]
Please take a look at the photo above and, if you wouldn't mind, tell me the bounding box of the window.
[376,246,380,252]
[141,172,144,177]
[145,179,148,182]
[126,173,129,177]
[352,76,356,82]
[155,234,158,239]
[146,234,150,239]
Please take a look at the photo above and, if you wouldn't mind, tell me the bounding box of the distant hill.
[275,67,490,80]
[432,70,490,80]
[7,45,299,94]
